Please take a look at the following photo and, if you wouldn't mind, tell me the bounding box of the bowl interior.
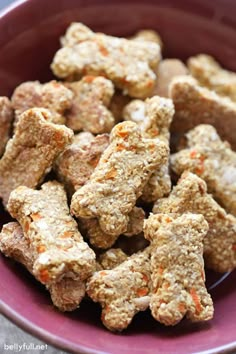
[0,0,236,353]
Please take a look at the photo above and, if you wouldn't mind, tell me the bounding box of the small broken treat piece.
[171,124,236,216]
[144,213,214,325]
[131,29,163,48]
[65,76,115,133]
[0,97,14,156]
[71,121,168,236]
[188,54,236,102]
[0,108,73,207]
[51,23,161,99]
[55,134,109,196]
[109,90,131,123]
[7,181,96,286]
[0,222,86,312]
[11,80,73,125]
[98,248,128,270]
[80,207,145,249]
[124,96,174,202]
[153,172,236,273]
[170,76,236,150]
[152,59,188,98]
[86,247,151,331]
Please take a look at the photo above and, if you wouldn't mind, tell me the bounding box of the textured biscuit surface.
[98,248,128,270]
[51,23,161,98]
[55,133,109,196]
[0,222,86,311]
[71,121,168,236]
[0,97,13,156]
[170,76,236,150]
[124,96,174,201]
[65,76,115,133]
[0,108,73,207]
[171,124,236,215]
[87,247,151,331]
[7,181,96,286]
[144,213,213,325]
[188,54,236,101]
[153,172,236,272]
[12,80,73,125]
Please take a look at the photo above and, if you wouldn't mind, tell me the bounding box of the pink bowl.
[0,0,236,353]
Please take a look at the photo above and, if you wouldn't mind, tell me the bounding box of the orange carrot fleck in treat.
[137,287,149,297]
[100,271,108,276]
[116,143,126,151]
[190,150,197,158]
[39,269,50,283]
[59,231,74,239]
[165,216,172,223]
[105,167,117,180]
[84,75,96,83]
[178,302,186,313]
[147,80,154,88]
[97,41,109,56]
[24,220,30,232]
[31,212,42,221]
[190,288,202,314]
[116,130,129,138]
[151,128,159,137]
[142,273,149,283]
[37,245,46,253]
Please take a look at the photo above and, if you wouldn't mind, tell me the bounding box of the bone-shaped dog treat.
[65,76,115,133]
[98,248,128,270]
[0,97,14,156]
[87,247,151,331]
[71,121,168,236]
[171,124,236,216]
[170,76,236,150]
[0,108,73,207]
[188,54,236,102]
[11,80,73,125]
[0,222,85,311]
[153,172,236,273]
[152,59,188,98]
[124,96,174,201]
[51,23,161,99]
[80,206,145,249]
[144,213,214,325]
[7,181,96,286]
[55,133,109,196]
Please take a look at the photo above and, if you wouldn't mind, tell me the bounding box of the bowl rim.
[0,1,236,353]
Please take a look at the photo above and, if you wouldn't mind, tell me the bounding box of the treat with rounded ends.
[86,247,151,331]
[71,121,168,236]
[65,76,115,133]
[170,76,236,150]
[171,124,236,216]
[7,181,96,286]
[51,23,161,99]
[0,222,86,312]
[124,96,174,202]
[153,172,236,273]
[79,207,145,249]
[0,108,73,207]
[109,90,131,123]
[98,248,128,270]
[144,213,213,325]
[55,134,109,196]
[188,54,236,101]
[11,80,73,125]
[0,97,14,156]
[152,59,188,98]
[131,29,163,48]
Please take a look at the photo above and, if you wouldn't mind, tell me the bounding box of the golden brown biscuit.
[153,172,236,273]
[51,23,161,98]
[0,108,73,207]
[144,213,213,325]
[7,181,96,286]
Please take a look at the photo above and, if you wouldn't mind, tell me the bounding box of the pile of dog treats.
[0,23,235,332]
